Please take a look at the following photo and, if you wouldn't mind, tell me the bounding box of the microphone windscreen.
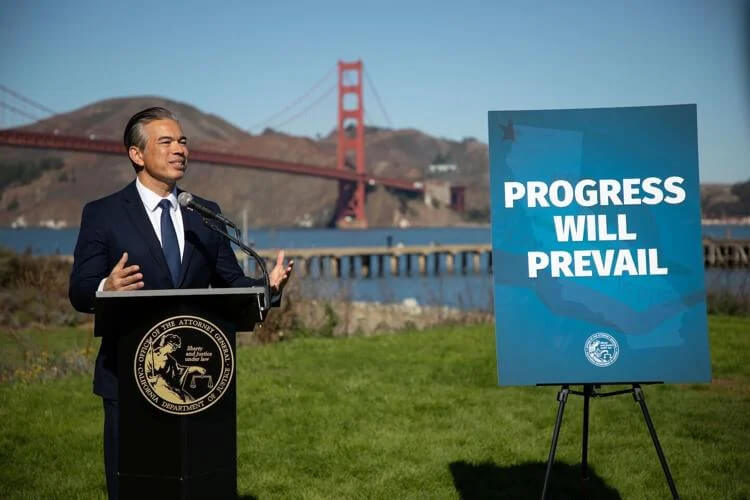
[177,192,193,207]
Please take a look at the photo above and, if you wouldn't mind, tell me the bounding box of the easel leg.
[632,384,680,499]
[581,384,592,492]
[541,385,569,500]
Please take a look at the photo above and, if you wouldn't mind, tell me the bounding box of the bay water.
[1,226,748,310]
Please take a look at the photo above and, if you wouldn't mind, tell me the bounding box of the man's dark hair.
[123,107,178,171]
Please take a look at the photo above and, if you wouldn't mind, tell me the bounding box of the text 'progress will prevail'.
[503,177,686,278]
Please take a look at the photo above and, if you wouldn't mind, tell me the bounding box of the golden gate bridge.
[0,61,466,228]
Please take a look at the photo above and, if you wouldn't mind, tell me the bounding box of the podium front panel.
[95,289,262,499]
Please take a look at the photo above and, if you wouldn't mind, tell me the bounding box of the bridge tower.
[334,60,367,228]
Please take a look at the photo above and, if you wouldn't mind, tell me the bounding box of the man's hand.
[269,250,294,293]
[103,252,144,291]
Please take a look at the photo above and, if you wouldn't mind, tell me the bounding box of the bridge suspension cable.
[363,68,392,128]
[271,84,337,130]
[0,101,41,122]
[248,65,336,132]
[0,84,56,115]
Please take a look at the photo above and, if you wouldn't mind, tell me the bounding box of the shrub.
[707,290,750,316]
[0,247,87,328]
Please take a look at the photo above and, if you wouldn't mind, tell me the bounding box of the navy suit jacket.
[69,181,263,399]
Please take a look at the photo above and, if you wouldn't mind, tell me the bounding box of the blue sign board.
[488,105,711,385]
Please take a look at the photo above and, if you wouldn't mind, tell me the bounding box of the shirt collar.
[135,177,178,212]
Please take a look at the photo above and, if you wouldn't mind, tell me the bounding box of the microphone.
[179,191,271,315]
[177,192,237,228]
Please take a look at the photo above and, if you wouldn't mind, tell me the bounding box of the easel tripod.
[541,383,679,499]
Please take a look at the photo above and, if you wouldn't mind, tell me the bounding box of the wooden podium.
[95,287,265,500]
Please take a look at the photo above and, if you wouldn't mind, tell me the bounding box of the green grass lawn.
[1,316,749,499]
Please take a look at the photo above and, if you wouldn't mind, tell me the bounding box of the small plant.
[707,290,750,316]
[317,303,339,337]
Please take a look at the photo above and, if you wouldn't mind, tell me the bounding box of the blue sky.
[1,0,747,182]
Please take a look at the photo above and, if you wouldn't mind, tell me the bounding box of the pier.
[55,241,749,273]
[242,239,750,277]
[246,244,494,278]
[703,238,750,268]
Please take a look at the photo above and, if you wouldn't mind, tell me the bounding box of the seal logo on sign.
[584,332,619,367]
[134,315,234,415]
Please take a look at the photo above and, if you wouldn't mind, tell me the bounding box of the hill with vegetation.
[0,97,486,228]
[1,97,747,228]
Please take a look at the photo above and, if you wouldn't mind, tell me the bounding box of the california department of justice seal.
[584,332,619,367]
[133,315,234,415]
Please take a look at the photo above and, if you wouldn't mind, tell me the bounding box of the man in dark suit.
[69,107,292,499]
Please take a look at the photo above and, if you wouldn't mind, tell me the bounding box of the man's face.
[131,119,188,186]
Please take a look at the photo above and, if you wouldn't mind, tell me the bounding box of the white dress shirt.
[98,178,185,291]
[134,177,185,259]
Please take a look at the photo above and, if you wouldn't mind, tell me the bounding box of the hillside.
[0,97,482,228]
[1,96,748,228]
[701,181,750,221]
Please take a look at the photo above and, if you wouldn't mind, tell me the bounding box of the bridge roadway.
[0,129,424,193]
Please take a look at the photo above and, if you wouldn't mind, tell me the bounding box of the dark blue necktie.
[158,199,181,287]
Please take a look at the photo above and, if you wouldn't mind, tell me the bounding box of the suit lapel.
[121,181,173,287]
[178,201,198,288]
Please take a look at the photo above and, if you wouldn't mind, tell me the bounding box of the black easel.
[540,383,679,500]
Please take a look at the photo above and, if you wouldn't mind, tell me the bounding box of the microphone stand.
[200,217,271,321]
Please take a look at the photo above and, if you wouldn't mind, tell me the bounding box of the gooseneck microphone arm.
[178,192,270,317]
[203,220,271,318]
